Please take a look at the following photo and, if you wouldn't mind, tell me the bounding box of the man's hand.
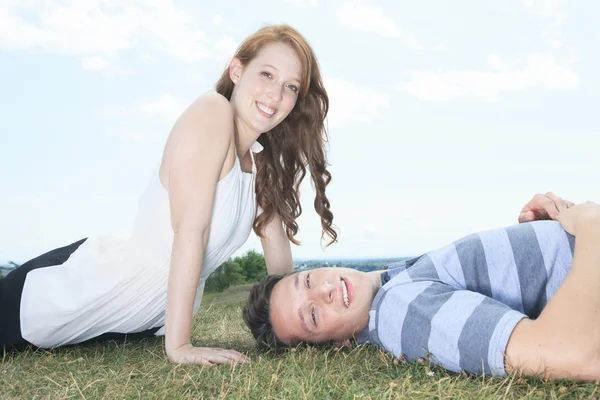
[166,344,250,366]
[518,192,575,223]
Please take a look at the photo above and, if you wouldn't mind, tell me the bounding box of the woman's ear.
[229,57,243,84]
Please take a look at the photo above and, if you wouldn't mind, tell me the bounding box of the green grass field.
[2,283,598,399]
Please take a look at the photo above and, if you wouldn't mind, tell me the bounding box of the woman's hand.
[518,192,575,223]
[556,202,600,237]
[166,344,250,366]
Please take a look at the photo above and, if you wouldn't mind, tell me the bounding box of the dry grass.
[1,284,598,399]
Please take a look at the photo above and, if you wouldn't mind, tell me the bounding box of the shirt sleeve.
[366,275,526,376]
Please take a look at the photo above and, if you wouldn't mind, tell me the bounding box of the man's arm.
[505,202,600,381]
[371,277,526,376]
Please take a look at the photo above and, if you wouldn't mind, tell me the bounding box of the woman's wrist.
[577,217,600,237]
[165,342,193,362]
[165,339,192,354]
[576,204,600,233]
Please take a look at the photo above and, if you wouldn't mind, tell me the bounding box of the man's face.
[269,267,381,344]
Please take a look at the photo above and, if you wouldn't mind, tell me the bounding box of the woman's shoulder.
[169,93,234,140]
[162,93,235,170]
[187,92,233,118]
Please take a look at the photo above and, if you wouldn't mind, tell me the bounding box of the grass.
[2,284,599,399]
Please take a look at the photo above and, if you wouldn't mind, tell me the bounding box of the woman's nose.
[267,82,284,102]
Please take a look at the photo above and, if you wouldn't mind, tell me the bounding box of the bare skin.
[505,202,600,381]
[270,268,381,344]
[518,191,575,223]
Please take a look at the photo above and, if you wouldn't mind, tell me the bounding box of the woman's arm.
[518,192,575,223]
[505,202,600,381]
[163,94,247,365]
[260,213,293,275]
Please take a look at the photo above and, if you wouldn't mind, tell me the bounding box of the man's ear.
[229,57,243,84]
[334,339,352,348]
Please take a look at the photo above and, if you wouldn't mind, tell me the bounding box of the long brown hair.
[215,24,337,246]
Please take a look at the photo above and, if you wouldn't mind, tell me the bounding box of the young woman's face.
[230,42,303,136]
[269,268,381,344]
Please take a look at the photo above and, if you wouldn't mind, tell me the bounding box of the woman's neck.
[233,119,261,159]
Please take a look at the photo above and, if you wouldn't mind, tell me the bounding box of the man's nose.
[314,281,334,304]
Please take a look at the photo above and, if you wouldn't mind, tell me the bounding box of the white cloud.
[0,0,230,66]
[80,56,109,71]
[100,93,189,141]
[100,93,188,127]
[138,93,189,125]
[334,0,446,51]
[325,77,390,127]
[80,55,133,74]
[116,129,154,142]
[520,0,567,48]
[0,0,136,55]
[486,53,521,71]
[212,35,239,66]
[186,72,203,86]
[213,15,224,25]
[285,0,320,8]
[394,52,578,102]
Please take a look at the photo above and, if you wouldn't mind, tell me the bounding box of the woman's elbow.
[505,319,600,381]
[172,224,210,249]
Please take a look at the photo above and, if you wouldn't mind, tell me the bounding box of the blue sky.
[1,0,599,263]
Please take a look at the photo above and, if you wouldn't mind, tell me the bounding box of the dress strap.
[249,141,264,174]
[249,151,257,174]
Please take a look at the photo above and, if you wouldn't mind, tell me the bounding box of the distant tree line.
[0,253,264,291]
[204,254,413,293]
[205,250,267,292]
[297,257,412,272]
[1,252,266,289]
[1,254,413,289]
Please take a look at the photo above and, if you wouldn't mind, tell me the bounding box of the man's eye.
[261,71,272,78]
[305,273,311,288]
[311,308,317,325]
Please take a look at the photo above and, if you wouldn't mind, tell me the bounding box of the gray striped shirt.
[357,220,575,376]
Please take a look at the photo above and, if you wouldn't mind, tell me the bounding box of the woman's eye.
[311,308,317,325]
[287,84,298,92]
[305,273,311,288]
[261,71,272,78]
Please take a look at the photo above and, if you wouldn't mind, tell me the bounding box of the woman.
[0,24,336,366]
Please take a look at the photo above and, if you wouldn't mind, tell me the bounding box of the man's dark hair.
[242,273,296,350]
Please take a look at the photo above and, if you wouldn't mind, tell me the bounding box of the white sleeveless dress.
[19,143,262,348]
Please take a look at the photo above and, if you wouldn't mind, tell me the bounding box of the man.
[243,197,600,381]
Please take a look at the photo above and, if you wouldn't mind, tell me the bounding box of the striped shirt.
[357,220,575,376]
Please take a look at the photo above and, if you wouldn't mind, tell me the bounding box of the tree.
[205,261,246,292]
[205,250,267,292]
[0,261,20,278]
[235,250,267,282]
